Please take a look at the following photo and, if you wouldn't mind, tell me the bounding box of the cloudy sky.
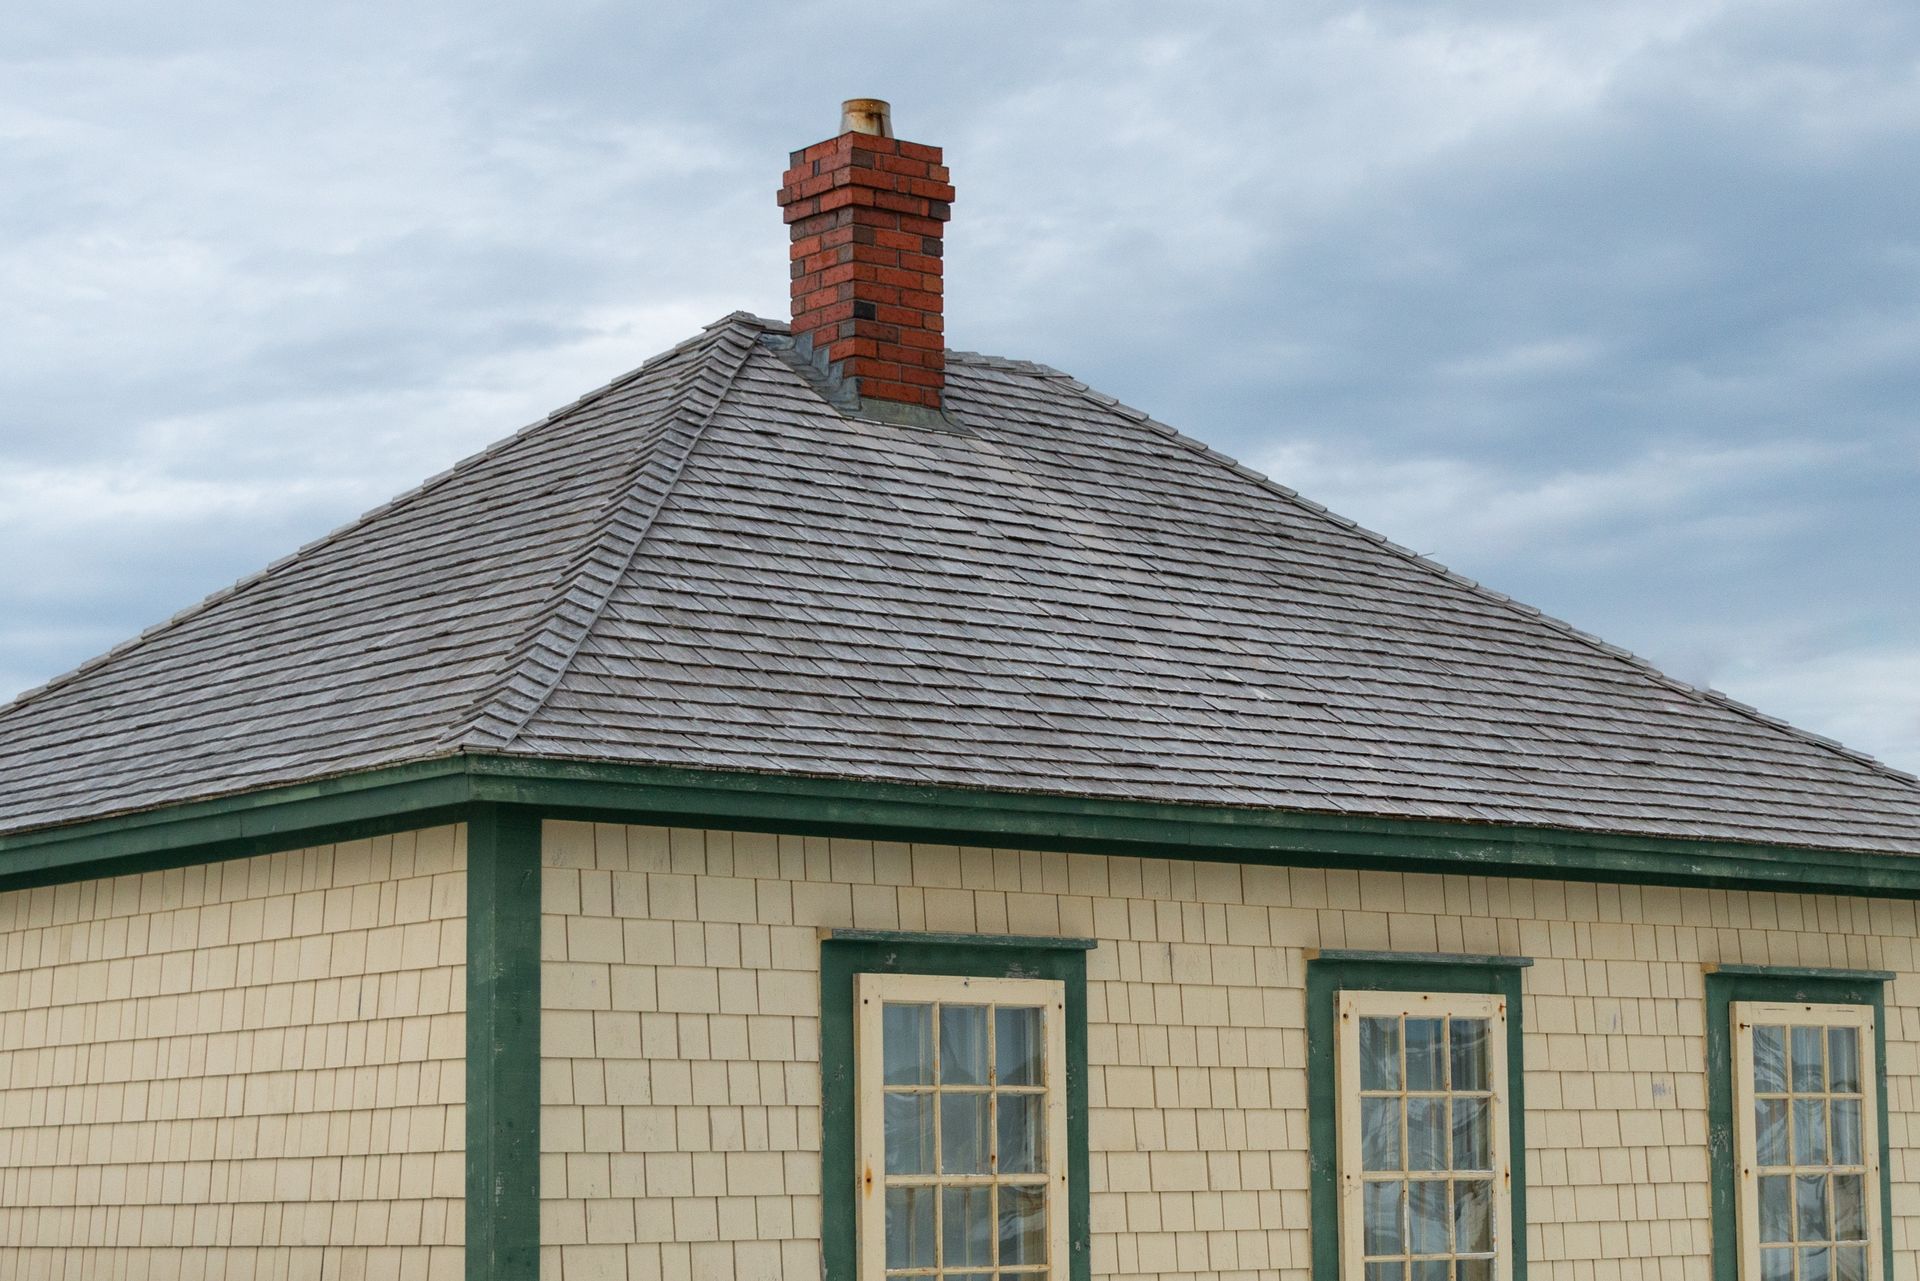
[6,1,1918,772]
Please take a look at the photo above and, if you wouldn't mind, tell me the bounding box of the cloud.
[1,0,1916,774]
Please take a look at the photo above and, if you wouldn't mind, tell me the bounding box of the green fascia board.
[818,934,1091,1281]
[1305,954,1530,1281]
[462,757,1920,896]
[5,751,1920,897]
[0,756,474,889]
[1704,969,1893,1281]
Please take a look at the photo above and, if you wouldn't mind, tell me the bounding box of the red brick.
[782,123,951,408]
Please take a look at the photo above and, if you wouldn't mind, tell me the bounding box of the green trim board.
[6,752,1920,898]
[826,928,1097,950]
[1704,969,1893,1281]
[1706,965,1896,983]
[1306,952,1531,1281]
[818,931,1092,1281]
[1314,949,1535,969]
[0,758,472,890]
[466,805,543,1281]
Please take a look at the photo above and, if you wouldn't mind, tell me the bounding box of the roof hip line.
[448,322,761,752]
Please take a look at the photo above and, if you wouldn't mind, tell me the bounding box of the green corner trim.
[467,804,542,1280]
[825,928,1097,950]
[1313,949,1534,969]
[1704,969,1893,1281]
[819,933,1092,1281]
[7,752,1920,899]
[1306,953,1530,1281]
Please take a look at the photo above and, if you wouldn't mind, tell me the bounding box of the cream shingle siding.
[0,826,467,1281]
[540,820,1920,1281]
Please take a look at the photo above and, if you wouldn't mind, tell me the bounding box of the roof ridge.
[450,318,762,752]
[1024,363,1920,790]
[0,319,747,725]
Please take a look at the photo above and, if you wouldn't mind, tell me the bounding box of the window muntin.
[1734,1002,1881,1281]
[857,973,1069,1281]
[1338,990,1513,1281]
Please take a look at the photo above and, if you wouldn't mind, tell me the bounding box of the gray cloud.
[3,0,1916,771]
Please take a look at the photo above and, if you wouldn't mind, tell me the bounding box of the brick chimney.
[778,99,954,409]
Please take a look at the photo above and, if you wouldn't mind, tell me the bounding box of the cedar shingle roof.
[5,313,1919,853]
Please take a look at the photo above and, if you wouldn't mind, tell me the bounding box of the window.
[1307,951,1530,1281]
[1706,967,1891,1281]
[1338,991,1512,1281]
[1731,1002,1880,1281]
[819,930,1092,1281]
[857,973,1068,1280]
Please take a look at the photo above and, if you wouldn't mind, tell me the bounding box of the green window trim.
[1705,968,1894,1281]
[1307,952,1532,1281]
[820,931,1092,1281]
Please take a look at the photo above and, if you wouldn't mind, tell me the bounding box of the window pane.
[1361,1017,1402,1091]
[1363,1096,1403,1172]
[1406,1018,1445,1092]
[1364,1181,1406,1256]
[1365,1265,1406,1281]
[1452,1097,1491,1172]
[1835,1244,1867,1281]
[1408,1179,1449,1255]
[941,1092,988,1174]
[1802,1245,1832,1281]
[885,1093,934,1174]
[1832,1172,1865,1241]
[941,1005,988,1086]
[1455,1260,1491,1281]
[1829,1027,1861,1094]
[942,1185,991,1268]
[885,1185,934,1269]
[996,1006,1042,1086]
[1453,1179,1492,1254]
[1795,1098,1829,1165]
[1758,1175,1792,1243]
[1760,1247,1793,1281]
[998,1184,1047,1266]
[998,1092,1045,1174]
[1407,1097,1447,1171]
[1753,1026,1787,1094]
[1754,1097,1789,1167]
[1411,1260,1449,1281]
[883,1004,933,1086]
[1797,1173,1831,1242]
[1792,1026,1826,1093]
[1831,1098,1863,1166]
[1450,1019,1489,1093]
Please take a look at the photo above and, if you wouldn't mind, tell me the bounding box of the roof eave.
[3,750,1918,898]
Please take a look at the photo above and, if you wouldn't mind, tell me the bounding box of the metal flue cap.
[840,98,893,138]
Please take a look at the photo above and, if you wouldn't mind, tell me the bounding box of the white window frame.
[854,971,1069,1280]
[1732,1000,1881,1281]
[1336,989,1514,1281]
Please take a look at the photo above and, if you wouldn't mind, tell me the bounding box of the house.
[1,97,1917,1281]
